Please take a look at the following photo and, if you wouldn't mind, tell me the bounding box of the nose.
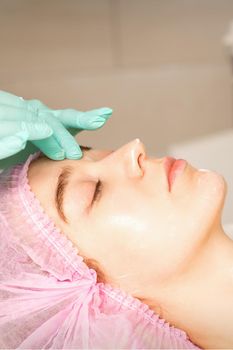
[111,138,146,178]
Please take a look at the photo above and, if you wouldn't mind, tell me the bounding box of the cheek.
[74,171,227,286]
[160,169,227,247]
[90,196,152,252]
[85,189,190,285]
[95,187,152,237]
[191,170,227,230]
[78,193,154,278]
[155,170,228,277]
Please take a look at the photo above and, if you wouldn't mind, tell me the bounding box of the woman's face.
[28,139,227,299]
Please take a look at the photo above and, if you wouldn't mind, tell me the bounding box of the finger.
[31,135,66,160]
[0,90,26,108]
[0,121,53,140]
[0,131,27,160]
[39,115,83,159]
[45,107,113,130]
[26,98,50,111]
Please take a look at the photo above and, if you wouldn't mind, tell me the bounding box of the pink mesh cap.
[0,153,202,349]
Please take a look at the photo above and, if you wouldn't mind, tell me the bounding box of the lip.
[164,157,187,191]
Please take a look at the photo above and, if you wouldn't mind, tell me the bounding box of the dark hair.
[83,257,109,284]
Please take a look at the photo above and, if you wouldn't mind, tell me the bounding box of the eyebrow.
[55,145,92,223]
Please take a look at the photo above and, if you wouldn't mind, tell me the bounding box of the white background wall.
[1,0,233,225]
[0,0,233,156]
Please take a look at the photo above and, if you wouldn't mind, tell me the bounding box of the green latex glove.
[0,91,112,168]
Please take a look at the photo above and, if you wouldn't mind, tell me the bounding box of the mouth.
[164,157,187,191]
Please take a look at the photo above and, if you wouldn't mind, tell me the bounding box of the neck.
[153,225,233,349]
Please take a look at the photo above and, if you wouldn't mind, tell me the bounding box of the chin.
[197,169,227,225]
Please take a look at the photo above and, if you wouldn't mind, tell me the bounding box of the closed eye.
[91,180,103,205]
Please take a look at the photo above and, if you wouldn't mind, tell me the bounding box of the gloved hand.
[0,90,112,161]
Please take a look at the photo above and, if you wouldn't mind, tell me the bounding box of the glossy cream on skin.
[28,139,233,349]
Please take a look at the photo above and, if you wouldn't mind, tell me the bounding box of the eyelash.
[91,180,103,205]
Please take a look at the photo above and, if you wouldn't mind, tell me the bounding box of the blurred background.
[1,0,233,226]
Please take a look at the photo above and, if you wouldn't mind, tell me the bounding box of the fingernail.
[76,114,102,129]
[97,107,113,117]
[89,118,105,129]
[66,147,83,159]
[76,108,112,129]
[66,151,83,160]
[52,150,65,160]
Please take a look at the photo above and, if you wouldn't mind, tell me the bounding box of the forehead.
[83,148,113,161]
[30,147,113,182]
[36,147,112,163]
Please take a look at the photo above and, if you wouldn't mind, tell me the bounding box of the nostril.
[138,153,145,173]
